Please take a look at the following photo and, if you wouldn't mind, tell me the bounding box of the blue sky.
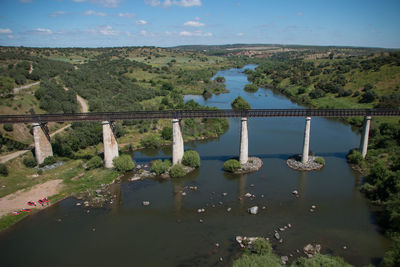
[0,0,399,48]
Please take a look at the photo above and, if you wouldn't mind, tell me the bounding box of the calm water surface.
[0,65,388,267]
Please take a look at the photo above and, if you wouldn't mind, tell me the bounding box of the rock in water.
[292,190,298,195]
[248,206,259,215]
[281,256,289,265]
[274,232,280,240]
[142,201,150,206]
[244,192,252,198]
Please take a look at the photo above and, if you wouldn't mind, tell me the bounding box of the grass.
[0,210,35,231]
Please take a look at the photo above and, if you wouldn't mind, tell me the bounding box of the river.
[0,65,388,266]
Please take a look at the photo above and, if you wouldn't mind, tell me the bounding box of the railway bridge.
[1,109,399,167]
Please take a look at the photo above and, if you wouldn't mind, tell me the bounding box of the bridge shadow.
[133,152,347,163]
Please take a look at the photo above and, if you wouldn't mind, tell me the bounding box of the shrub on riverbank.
[182,150,200,168]
[39,156,56,167]
[170,164,186,178]
[346,149,364,165]
[231,96,251,110]
[224,159,241,172]
[151,159,171,175]
[23,156,37,168]
[233,254,281,267]
[314,157,325,165]
[290,254,353,267]
[86,156,103,170]
[161,126,172,140]
[113,154,135,172]
[244,84,258,93]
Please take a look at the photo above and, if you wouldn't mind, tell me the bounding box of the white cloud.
[0,28,12,34]
[34,28,53,35]
[50,11,67,17]
[179,30,211,37]
[145,0,202,8]
[119,13,136,18]
[136,20,148,25]
[98,25,118,35]
[236,32,244,36]
[84,10,107,16]
[184,21,204,27]
[72,0,121,8]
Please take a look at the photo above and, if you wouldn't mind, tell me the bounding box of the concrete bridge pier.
[172,119,184,165]
[359,116,371,158]
[32,122,53,164]
[102,121,119,168]
[302,117,311,164]
[239,117,248,165]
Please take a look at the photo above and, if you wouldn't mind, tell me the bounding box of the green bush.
[151,159,172,175]
[113,154,135,172]
[252,238,272,255]
[161,126,172,140]
[23,157,37,168]
[381,234,400,267]
[182,150,200,168]
[314,157,325,165]
[224,159,241,172]
[244,84,258,93]
[231,96,251,110]
[0,164,8,176]
[170,163,186,178]
[215,76,226,83]
[39,156,56,167]
[290,253,353,267]
[86,156,103,170]
[140,134,162,149]
[233,254,281,267]
[346,149,363,165]
[3,124,13,132]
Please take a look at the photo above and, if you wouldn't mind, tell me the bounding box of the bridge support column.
[359,116,371,158]
[102,121,119,168]
[302,117,311,164]
[172,119,184,165]
[32,123,53,165]
[239,117,248,165]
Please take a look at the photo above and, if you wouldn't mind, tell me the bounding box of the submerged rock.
[142,201,150,206]
[274,232,280,240]
[248,206,259,215]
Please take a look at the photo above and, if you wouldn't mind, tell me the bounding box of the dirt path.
[76,94,89,112]
[13,81,40,94]
[0,179,63,217]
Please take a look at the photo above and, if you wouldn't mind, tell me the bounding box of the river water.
[0,65,388,266]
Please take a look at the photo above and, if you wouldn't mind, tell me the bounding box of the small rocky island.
[235,157,263,174]
[286,155,325,171]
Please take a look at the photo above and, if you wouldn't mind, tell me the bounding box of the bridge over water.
[1,109,399,167]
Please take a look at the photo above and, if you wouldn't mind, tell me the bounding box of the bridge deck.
[0,109,399,124]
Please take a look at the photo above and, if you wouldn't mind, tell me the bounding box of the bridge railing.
[0,109,399,124]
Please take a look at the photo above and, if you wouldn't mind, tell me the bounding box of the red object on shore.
[9,211,21,215]
[22,208,31,212]
[27,201,36,206]
[38,199,44,205]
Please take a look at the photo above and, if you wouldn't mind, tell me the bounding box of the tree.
[182,150,200,168]
[231,96,251,110]
[23,157,37,168]
[215,76,226,83]
[224,159,241,172]
[0,164,8,176]
[161,126,172,140]
[290,254,353,267]
[113,154,135,172]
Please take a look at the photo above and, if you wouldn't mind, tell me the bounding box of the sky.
[0,0,399,48]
